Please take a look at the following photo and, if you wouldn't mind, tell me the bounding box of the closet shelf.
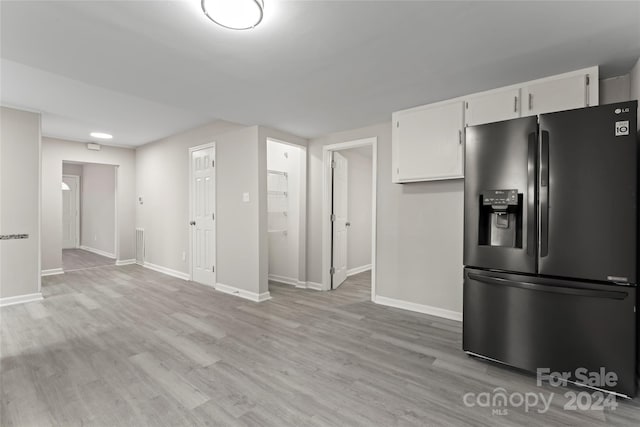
[267,170,288,177]
[268,229,288,235]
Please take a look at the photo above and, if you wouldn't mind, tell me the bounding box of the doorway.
[189,143,216,287]
[61,161,117,272]
[62,174,80,249]
[322,138,377,298]
[267,138,307,290]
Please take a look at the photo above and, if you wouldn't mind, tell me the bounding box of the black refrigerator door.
[463,268,637,397]
[464,117,537,274]
[538,101,638,283]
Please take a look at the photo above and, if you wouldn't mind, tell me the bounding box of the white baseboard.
[0,292,43,307]
[143,262,190,281]
[374,295,462,322]
[268,274,298,286]
[215,282,271,302]
[80,245,116,259]
[347,264,372,277]
[41,268,64,277]
[305,281,324,291]
[295,280,307,289]
[116,259,136,266]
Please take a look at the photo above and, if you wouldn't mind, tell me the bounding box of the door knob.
[190,221,196,226]
[346,222,351,227]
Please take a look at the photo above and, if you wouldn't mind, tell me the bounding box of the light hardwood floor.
[62,249,115,272]
[1,265,639,426]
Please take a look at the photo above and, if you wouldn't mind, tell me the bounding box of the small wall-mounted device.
[87,143,101,151]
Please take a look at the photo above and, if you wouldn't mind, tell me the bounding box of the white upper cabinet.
[392,66,598,183]
[465,88,521,127]
[392,100,464,183]
[522,70,597,116]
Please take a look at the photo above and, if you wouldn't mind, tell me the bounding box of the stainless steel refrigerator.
[463,101,638,397]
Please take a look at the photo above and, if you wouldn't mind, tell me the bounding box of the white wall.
[630,57,640,129]
[41,137,135,270]
[599,76,631,104]
[308,122,464,314]
[81,163,116,257]
[135,120,245,276]
[62,163,83,176]
[267,140,302,283]
[0,107,41,301]
[340,146,372,272]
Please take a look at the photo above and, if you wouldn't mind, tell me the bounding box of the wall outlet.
[242,192,250,202]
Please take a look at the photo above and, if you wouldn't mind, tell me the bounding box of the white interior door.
[62,175,79,249]
[331,151,348,289]
[190,146,216,286]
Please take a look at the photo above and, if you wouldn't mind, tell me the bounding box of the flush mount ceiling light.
[90,132,113,139]
[201,0,264,30]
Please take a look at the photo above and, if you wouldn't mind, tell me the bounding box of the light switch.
[242,192,250,202]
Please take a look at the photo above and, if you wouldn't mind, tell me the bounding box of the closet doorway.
[267,139,306,289]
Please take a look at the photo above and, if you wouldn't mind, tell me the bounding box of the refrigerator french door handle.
[467,272,629,300]
[526,132,537,258]
[539,130,550,258]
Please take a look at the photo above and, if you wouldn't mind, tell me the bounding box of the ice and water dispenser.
[478,189,523,248]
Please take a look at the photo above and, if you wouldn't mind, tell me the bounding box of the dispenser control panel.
[482,190,518,206]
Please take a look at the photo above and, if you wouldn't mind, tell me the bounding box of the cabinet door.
[522,74,591,116]
[465,88,521,127]
[393,101,464,182]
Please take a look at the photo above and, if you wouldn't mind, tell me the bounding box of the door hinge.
[212,160,215,167]
[465,101,469,109]
[331,160,336,169]
[396,121,399,128]
[586,75,590,86]
[212,265,215,273]
[330,214,336,222]
[212,212,215,221]
[458,130,462,145]
[330,267,335,275]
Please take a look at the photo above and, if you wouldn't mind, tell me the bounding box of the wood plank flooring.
[1,265,639,426]
[62,249,114,272]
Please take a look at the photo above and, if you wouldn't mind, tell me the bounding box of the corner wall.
[0,107,41,302]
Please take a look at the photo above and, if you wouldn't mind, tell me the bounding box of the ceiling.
[1,1,639,147]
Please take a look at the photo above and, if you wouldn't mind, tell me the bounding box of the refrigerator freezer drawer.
[463,268,637,396]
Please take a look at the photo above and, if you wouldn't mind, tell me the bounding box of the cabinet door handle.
[528,93,533,110]
[514,96,518,113]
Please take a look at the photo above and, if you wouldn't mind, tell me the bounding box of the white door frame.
[266,137,308,288]
[62,174,80,248]
[188,142,216,285]
[322,137,377,300]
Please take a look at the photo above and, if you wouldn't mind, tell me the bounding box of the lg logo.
[614,107,630,114]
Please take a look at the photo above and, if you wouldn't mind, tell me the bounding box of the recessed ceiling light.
[90,132,113,139]
[201,0,264,30]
